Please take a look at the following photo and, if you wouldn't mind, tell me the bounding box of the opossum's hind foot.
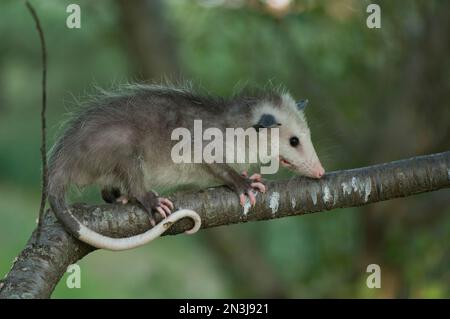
[101,187,130,204]
[154,197,174,219]
[239,171,267,207]
[101,187,122,203]
[116,195,129,204]
[135,192,174,226]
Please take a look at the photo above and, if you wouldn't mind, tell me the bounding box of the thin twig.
[25,1,48,241]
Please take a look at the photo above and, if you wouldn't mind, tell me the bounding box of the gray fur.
[48,84,283,195]
[47,83,324,249]
[47,84,289,245]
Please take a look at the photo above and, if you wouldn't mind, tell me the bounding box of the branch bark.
[1,151,449,299]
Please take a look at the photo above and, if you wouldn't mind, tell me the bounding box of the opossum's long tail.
[48,190,201,251]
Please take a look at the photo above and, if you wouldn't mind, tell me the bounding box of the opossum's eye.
[289,136,300,147]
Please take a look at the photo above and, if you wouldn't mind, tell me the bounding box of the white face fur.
[253,94,325,179]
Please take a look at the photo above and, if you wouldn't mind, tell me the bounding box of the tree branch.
[1,151,449,298]
[25,0,48,241]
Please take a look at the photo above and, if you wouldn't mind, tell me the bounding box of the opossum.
[47,84,325,251]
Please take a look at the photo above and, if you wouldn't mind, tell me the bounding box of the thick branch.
[1,151,449,298]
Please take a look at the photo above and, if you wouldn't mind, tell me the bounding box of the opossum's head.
[252,93,325,179]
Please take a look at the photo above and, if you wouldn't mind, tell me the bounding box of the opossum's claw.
[248,191,256,206]
[158,202,172,216]
[149,216,156,227]
[152,197,174,221]
[239,194,247,206]
[156,206,167,219]
[159,198,174,210]
[116,195,129,204]
[239,190,256,207]
[238,172,267,208]
[251,182,266,193]
[249,173,262,182]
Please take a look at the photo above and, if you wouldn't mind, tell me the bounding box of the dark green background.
[0,0,449,298]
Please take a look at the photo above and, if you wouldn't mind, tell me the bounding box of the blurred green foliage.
[0,0,449,298]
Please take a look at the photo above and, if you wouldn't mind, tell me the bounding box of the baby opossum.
[47,84,325,251]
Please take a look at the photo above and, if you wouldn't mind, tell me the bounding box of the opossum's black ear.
[253,114,281,131]
[296,99,309,111]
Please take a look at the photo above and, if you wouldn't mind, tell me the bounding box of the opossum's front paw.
[237,171,267,207]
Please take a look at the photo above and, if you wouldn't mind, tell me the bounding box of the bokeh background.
[0,0,449,298]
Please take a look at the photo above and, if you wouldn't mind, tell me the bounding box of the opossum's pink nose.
[313,164,325,179]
